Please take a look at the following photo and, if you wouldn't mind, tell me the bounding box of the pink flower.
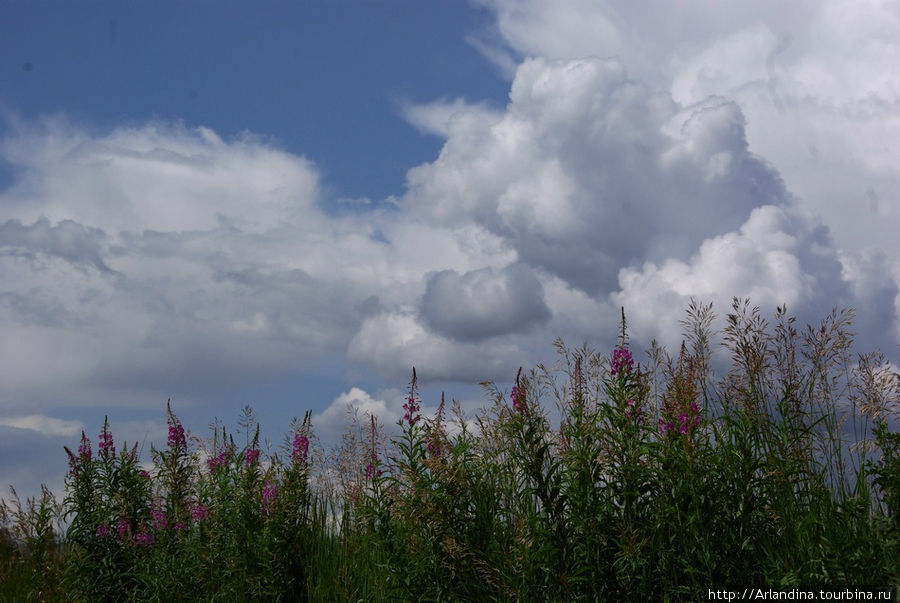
[365,452,382,481]
[96,523,110,538]
[77,434,92,461]
[98,425,115,458]
[261,482,278,512]
[135,531,153,547]
[611,347,634,376]
[151,506,167,531]
[292,433,309,466]
[511,386,527,413]
[625,399,644,423]
[207,450,229,473]
[426,436,441,458]
[402,395,420,427]
[167,423,186,451]
[244,448,260,466]
[191,504,208,522]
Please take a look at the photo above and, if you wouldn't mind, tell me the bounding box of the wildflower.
[292,433,309,466]
[365,453,381,480]
[173,521,186,531]
[659,419,675,434]
[167,422,186,451]
[96,523,110,538]
[191,504,208,522]
[140,470,151,480]
[611,346,634,376]
[135,530,153,547]
[151,506,167,531]
[98,425,115,458]
[625,398,644,423]
[67,432,93,477]
[426,436,441,458]
[207,450,229,473]
[244,448,260,466]
[261,482,278,512]
[77,434,92,462]
[402,395,420,427]
[511,385,527,413]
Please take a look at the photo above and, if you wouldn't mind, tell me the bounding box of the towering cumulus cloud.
[403,57,790,298]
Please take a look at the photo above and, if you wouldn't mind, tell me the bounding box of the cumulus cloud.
[446,0,900,362]
[0,119,364,409]
[471,0,900,342]
[403,56,789,298]
[0,116,530,417]
[312,387,398,442]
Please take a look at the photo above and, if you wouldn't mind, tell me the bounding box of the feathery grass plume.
[0,486,64,600]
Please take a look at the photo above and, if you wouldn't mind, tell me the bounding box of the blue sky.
[2,0,899,503]
[3,1,506,200]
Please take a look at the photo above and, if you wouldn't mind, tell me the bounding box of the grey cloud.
[420,263,551,341]
[0,217,111,272]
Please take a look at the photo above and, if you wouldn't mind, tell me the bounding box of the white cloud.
[399,97,502,138]
[403,56,789,297]
[312,387,398,441]
[474,1,900,260]
[463,0,900,356]
[0,414,83,437]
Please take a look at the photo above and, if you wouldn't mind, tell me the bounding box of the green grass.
[2,298,899,601]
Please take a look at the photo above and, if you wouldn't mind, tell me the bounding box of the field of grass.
[2,298,899,601]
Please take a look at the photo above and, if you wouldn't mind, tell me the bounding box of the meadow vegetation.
[2,298,899,601]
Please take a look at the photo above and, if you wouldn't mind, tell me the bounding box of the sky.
[1,0,899,504]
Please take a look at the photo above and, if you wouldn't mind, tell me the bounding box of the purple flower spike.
[207,450,229,473]
[98,426,115,458]
[402,395,420,427]
[261,482,278,512]
[77,435,92,462]
[426,436,441,458]
[167,423,186,451]
[151,506,167,531]
[244,448,260,466]
[511,386,527,413]
[292,433,309,466]
[611,347,634,376]
[136,531,153,547]
[191,504,208,522]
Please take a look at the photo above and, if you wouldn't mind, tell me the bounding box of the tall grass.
[2,298,899,600]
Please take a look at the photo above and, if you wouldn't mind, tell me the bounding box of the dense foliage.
[2,299,899,601]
